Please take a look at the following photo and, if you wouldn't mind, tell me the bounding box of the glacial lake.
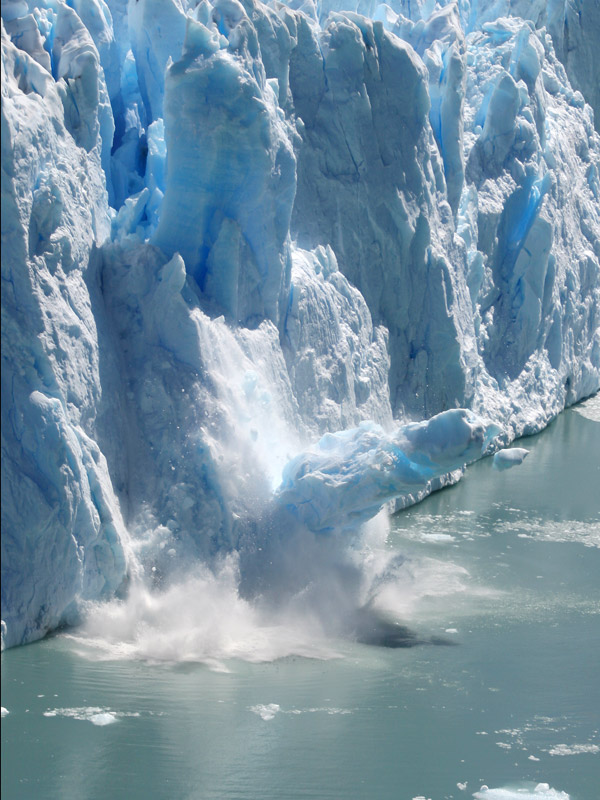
[2,395,599,800]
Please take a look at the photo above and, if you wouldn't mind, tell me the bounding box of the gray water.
[2,397,599,800]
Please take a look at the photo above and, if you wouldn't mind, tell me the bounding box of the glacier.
[1,0,599,649]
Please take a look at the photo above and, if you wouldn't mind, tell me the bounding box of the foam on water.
[71,555,339,669]
[547,743,600,756]
[396,505,600,549]
[248,703,353,721]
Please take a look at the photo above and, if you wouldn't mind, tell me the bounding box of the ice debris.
[473,785,570,800]
[249,703,281,721]
[43,707,137,725]
[493,447,530,470]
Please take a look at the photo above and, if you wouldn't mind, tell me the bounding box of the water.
[2,397,599,800]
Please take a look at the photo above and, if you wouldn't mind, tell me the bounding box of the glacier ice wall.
[1,0,599,648]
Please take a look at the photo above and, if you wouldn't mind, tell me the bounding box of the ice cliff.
[1,0,599,648]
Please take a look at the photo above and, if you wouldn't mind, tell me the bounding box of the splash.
[68,268,502,668]
[70,508,488,668]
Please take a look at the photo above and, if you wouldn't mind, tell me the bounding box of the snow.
[1,0,599,647]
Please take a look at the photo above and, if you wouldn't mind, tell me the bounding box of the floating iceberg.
[492,447,529,470]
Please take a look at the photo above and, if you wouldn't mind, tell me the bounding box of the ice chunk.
[249,703,280,721]
[4,12,51,72]
[43,707,133,725]
[52,3,115,201]
[493,447,529,470]
[473,783,570,800]
[276,410,499,534]
[89,712,117,726]
[290,10,474,418]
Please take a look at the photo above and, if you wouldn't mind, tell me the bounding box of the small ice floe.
[1,707,9,717]
[297,707,352,716]
[422,533,456,543]
[474,783,570,799]
[249,703,352,720]
[249,703,280,721]
[43,707,138,725]
[493,448,530,471]
[457,782,468,791]
[88,712,118,726]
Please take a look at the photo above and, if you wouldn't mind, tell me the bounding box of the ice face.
[283,246,393,433]
[1,21,130,647]
[152,12,297,325]
[1,0,599,647]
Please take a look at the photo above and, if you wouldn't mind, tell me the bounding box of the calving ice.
[1,0,599,649]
